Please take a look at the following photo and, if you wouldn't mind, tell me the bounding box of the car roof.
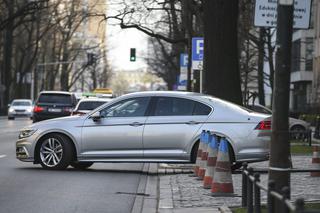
[78,98,112,103]
[12,99,32,102]
[39,91,72,95]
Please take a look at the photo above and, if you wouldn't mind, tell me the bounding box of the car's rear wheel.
[70,162,94,170]
[38,134,73,170]
[290,125,306,140]
[8,117,14,120]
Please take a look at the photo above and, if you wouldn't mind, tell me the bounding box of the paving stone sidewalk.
[158,155,320,212]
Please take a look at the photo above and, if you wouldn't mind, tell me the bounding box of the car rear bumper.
[8,112,32,117]
[33,113,70,122]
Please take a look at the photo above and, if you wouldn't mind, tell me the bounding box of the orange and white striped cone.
[311,145,320,177]
[203,134,218,189]
[197,131,210,180]
[193,130,206,176]
[211,137,234,196]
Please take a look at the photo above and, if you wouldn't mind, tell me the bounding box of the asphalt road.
[0,118,146,213]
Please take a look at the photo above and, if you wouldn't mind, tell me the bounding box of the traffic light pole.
[269,0,294,212]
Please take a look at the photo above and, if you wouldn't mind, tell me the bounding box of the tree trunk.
[2,1,14,107]
[60,41,69,91]
[258,28,266,106]
[203,0,242,105]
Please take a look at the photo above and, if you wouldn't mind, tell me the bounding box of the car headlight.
[9,108,14,113]
[19,129,37,139]
[26,108,32,113]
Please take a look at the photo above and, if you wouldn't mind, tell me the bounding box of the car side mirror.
[90,111,101,122]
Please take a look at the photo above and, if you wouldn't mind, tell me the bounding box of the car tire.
[190,141,199,163]
[8,117,14,120]
[70,162,94,170]
[290,125,306,140]
[38,134,73,170]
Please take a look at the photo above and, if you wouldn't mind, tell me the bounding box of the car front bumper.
[16,136,36,162]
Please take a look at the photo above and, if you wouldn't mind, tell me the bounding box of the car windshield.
[78,101,107,110]
[38,94,71,104]
[12,101,31,106]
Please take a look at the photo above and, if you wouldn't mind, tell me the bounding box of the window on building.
[305,38,313,71]
[291,39,301,72]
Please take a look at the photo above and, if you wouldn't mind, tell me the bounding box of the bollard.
[295,198,305,213]
[203,134,218,189]
[281,187,290,213]
[247,167,253,213]
[314,115,320,139]
[254,173,261,213]
[211,137,234,196]
[267,180,275,213]
[311,145,320,177]
[241,163,248,207]
[198,131,210,180]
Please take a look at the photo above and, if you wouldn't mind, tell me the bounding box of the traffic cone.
[203,134,219,189]
[311,145,320,177]
[197,131,210,180]
[211,137,234,196]
[193,130,206,176]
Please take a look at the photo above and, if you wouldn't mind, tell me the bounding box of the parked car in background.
[17,91,271,170]
[33,91,77,123]
[71,98,112,116]
[8,99,33,120]
[246,104,311,139]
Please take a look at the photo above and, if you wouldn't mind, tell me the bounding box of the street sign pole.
[269,0,294,212]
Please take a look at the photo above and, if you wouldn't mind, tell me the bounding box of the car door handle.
[129,122,144,127]
[185,121,199,125]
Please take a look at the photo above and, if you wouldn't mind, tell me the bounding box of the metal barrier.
[241,163,320,213]
[290,129,312,146]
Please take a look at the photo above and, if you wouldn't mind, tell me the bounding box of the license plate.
[48,108,62,112]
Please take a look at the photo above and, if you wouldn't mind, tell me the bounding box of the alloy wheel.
[40,138,63,167]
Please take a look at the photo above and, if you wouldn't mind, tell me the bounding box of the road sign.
[254,0,311,29]
[178,54,188,90]
[192,37,204,70]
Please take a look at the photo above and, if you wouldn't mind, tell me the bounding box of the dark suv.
[33,91,77,122]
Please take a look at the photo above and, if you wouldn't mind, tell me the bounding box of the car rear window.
[38,94,72,104]
[78,101,107,110]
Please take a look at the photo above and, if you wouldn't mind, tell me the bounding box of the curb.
[219,206,233,213]
[131,163,159,213]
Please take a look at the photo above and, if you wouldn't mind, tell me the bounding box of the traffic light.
[87,53,96,65]
[130,48,136,62]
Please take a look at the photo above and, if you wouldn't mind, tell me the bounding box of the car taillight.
[33,106,44,113]
[255,120,271,130]
[72,111,85,116]
[63,107,73,113]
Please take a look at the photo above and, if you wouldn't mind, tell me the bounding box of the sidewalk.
[156,155,320,213]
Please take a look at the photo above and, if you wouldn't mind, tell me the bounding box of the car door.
[80,97,151,159]
[143,96,212,160]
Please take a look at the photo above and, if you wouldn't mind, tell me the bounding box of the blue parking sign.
[192,37,204,61]
[180,54,188,68]
[192,37,204,70]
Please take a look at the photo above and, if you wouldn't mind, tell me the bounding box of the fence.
[241,163,320,213]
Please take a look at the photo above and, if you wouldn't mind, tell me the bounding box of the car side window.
[100,97,150,118]
[193,102,212,115]
[154,97,195,116]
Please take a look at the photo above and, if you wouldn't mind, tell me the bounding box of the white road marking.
[0,155,6,158]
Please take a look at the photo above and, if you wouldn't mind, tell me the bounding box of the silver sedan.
[16,91,271,170]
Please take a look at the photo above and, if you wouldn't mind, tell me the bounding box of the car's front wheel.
[38,134,73,170]
[70,162,94,170]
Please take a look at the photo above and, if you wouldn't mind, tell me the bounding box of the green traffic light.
[130,48,136,62]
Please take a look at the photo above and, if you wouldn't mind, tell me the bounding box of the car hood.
[30,116,83,128]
